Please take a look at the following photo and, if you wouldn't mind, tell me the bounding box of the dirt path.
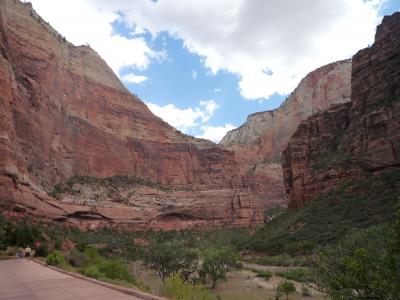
[0,259,142,300]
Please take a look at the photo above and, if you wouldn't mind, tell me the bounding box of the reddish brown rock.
[220,60,352,211]
[0,0,363,229]
[283,12,400,209]
[282,103,353,208]
[0,0,263,229]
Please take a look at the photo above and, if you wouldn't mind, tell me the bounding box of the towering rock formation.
[0,0,367,229]
[220,60,351,160]
[220,60,352,209]
[282,12,400,209]
[0,0,263,229]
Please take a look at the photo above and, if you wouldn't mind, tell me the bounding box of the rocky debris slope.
[282,12,400,209]
[0,0,263,229]
[220,60,352,209]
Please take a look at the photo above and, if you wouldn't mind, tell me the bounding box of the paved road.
[0,259,142,299]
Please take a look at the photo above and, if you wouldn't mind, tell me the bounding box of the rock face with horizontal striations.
[220,60,352,210]
[0,0,264,229]
[282,12,400,209]
[0,0,364,230]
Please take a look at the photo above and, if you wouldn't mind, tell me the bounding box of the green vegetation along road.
[0,259,146,300]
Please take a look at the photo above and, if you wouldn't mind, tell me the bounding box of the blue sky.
[119,29,285,138]
[30,0,400,142]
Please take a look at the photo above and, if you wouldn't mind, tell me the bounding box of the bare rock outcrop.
[0,0,262,229]
[282,12,400,209]
[0,0,368,229]
[220,60,352,210]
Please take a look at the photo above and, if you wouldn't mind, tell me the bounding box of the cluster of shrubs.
[49,175,172,198]
[45,250,66,266]
[45,246,138,287]
[43,241,233,299]
[41,239,233,300]
[0,215,59,258]
[0,216,40,250]
[144,241,241,289]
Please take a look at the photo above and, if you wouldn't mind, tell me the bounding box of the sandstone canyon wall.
[220,60,351,160]
[282,12,400,209]
[220,60,352,210]
[0,0,265,229]
[0,0,365,230]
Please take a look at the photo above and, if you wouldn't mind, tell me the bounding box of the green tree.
[144,242,198,284]
[312,223,400,299]
[277,281,296,300]
[2,221,39,247]
[199,247,239,289]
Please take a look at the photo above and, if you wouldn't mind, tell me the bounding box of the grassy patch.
[251,269,273,280]
[275,268,312,283]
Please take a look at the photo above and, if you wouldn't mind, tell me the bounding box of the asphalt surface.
[0,259,142,299]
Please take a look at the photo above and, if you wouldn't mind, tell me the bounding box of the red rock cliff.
[220,60,352,210]
[0,0,263,229]
[282,12,400,209]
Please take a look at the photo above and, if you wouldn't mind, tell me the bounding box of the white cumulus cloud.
[145,98,234,142]
[146,98,235,142]
[196,124,236,143]
[121,73,148,84]
[30,0,384,100]
[27,0,386,142]
[91,0,384,100]
[145,100,219,131]
[29,0,163,76]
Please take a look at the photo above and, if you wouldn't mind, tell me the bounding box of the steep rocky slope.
[220,60,351,160]
[282,12,400,209]
[220,60,352,209]
[0,0,264,229]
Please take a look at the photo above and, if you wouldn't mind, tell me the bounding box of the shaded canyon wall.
[282,12,400,209]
